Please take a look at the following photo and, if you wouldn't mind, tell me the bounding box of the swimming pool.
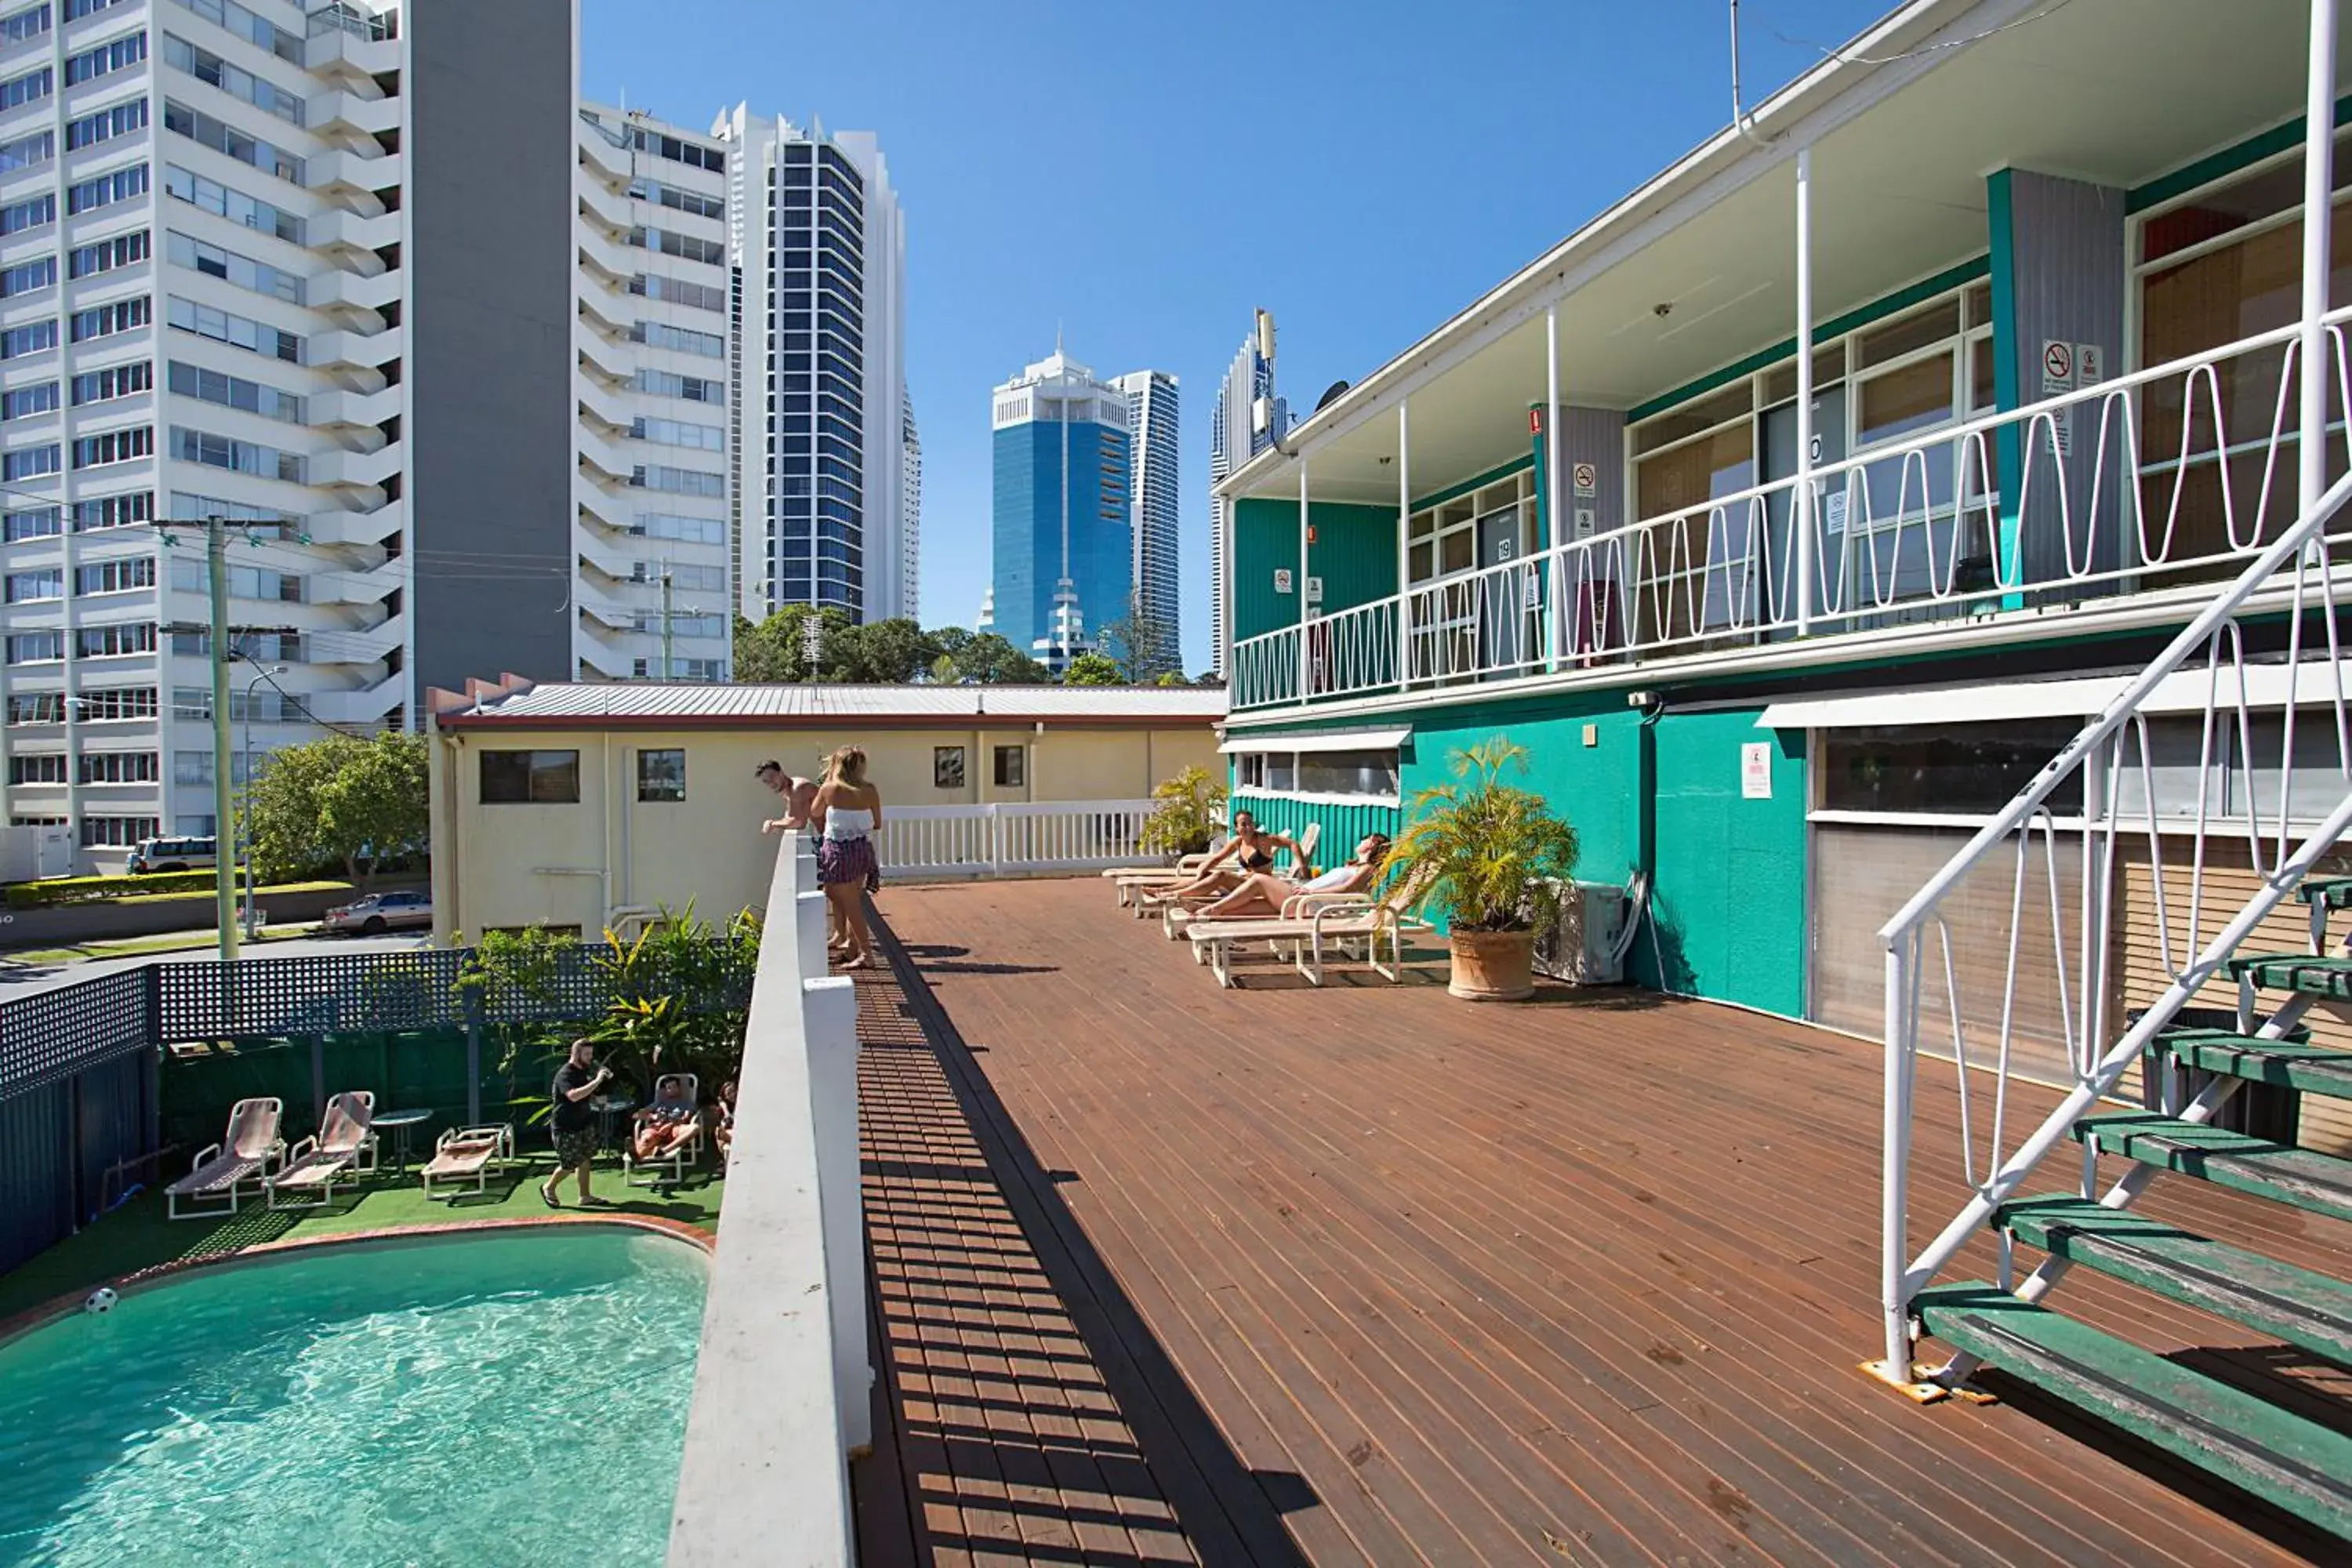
[0,1226,708,1568]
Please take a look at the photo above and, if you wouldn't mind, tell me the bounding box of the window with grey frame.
[637,748,685,803]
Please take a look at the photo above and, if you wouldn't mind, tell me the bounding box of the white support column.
[2301,0,2338,522]
[1297,457,1312,701]
[1396,401,1412,688]
[1794,145,1817,637]
[1545,307,1563,671]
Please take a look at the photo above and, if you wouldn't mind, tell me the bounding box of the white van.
[127,835,219,874]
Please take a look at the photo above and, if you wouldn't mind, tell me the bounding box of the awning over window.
[1219,726,1412,755]
[1756,662,2352,731]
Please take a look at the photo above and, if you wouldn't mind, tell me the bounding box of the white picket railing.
[669,833,865,1567]
[1232,310,2352,710]
[874,800,1156,879]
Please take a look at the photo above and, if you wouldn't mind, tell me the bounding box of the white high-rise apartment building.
[572,103,733,681]
[898,387,918,622]
[1110,368,1177,673]
[712,105,909,626]
[0,0,583,869]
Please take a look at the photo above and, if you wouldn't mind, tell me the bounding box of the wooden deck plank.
[868,877,2352,1566]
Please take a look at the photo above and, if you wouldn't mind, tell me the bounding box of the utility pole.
[155,515,239,962]
[660,566,675,680]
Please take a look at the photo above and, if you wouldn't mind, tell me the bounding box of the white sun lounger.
[166,1097,286,1220]
[1103,842,1226,907]
[1186,895,1427,988]
[265,1091,378,1210]
[1149,822,1325,931]
[421,1123,514,1200]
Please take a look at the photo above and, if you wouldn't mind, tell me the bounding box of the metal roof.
[434,681,1229,729]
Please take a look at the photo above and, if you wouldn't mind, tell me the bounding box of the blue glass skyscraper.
[988,347,1134,666]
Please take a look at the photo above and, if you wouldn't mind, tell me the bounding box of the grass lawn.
[0,1147,723,1327]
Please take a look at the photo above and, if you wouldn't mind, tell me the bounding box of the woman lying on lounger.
[630,1076,697,1163]
[1190,833,1392,923]
[1146,810,1298,904]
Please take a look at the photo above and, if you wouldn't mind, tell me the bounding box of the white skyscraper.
[712,106,909,626]
[1208,321,1283,675]
[900,389,920,623]
[0,0,584,869]
[1110,368,1178,674]
[572,104,735,681]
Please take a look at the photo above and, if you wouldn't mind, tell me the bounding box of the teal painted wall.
[1242,687,1808,1017]
[1233,496,1399,641]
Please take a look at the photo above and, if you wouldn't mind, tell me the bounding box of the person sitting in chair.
[630,1075,697,1163]
[1148,810,1298,906]
[710,1080,736,1163]
[1191,834,1392,924]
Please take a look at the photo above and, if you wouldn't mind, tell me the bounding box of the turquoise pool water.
[0,1227,707,1568]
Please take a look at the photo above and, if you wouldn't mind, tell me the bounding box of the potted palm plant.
[1384,738,1579,1002]
[1139,764,1226,858]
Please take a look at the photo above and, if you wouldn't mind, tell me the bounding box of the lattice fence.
[0,967,149,1100]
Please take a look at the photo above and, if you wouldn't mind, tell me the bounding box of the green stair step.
[2223,954,2352,1001]
[2158,1029,2352,1102]
[1998,1196,2352,1368]
[2296,877,2352,910]
[1916,1284,2352,1539]
[2073,1113,2352,1225]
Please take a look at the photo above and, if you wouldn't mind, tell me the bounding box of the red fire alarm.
[1306,524,1318,543]
[1528,407,1544,435]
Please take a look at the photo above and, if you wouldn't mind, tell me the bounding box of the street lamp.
[238,662,285,938]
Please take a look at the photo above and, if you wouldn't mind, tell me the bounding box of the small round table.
[372,1108,433,1174]
[589,1095,637,1153]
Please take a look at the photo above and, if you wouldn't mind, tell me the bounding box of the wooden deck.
[848,876,2352,1566]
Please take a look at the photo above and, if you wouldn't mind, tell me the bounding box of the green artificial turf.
[0,1149,723,1326]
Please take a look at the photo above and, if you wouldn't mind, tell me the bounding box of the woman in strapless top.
[813,745,884,969]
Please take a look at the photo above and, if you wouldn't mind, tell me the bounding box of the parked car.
[127,836,219,874]
[321,890,433,935]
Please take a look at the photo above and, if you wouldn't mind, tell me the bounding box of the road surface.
[0,931,430,1002]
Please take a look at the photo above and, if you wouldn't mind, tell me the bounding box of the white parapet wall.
[668,833,868,1566]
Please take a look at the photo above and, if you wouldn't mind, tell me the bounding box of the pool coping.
[0,1214,714,1348]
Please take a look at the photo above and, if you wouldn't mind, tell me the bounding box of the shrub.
[1384,738,1580,935]
[5,870,223,909]
[1139,765,1226,858]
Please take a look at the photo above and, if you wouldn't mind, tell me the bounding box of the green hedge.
[5,871,223,909]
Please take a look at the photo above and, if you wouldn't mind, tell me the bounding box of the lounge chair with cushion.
[165,1098,286,1220]
[263,1091,377,1210]
[1103,840,1227,907]
[421,1124,513,1201]
[1187,894,1428,988]
[623,1074,703,1188]
[1145,822,1323,931]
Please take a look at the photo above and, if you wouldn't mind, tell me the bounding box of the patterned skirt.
[817,833,879,888]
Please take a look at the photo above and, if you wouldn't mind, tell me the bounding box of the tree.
[733,605,853,683]
[829,618,941,683]
[1155,670,1189,688]
[951,632,1051,685]
[1062,651,1123,686]
[243,729,429,887]
[1098,593,1178,683]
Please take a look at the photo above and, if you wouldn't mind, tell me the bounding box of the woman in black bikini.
[1152,810,1298,904]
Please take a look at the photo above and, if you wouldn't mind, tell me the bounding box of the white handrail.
[1229,314,2352,710]
[874,799,1156,879]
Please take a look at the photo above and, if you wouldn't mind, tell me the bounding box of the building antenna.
[1727,0,1778,147]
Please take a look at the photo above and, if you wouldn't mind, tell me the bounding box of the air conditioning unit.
[1534,880,1631,985]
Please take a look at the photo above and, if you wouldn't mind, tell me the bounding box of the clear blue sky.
[582,0,1893,674]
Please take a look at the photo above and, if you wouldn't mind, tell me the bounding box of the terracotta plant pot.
[1447,929,1535,1002]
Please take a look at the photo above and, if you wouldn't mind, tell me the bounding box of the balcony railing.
[1232,313,2352,710]
[874,799,1156,880]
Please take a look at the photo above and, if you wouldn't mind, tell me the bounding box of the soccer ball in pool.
[82,1288,117,1314]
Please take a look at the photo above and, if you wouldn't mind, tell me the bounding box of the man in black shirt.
[541,1037,612,1208]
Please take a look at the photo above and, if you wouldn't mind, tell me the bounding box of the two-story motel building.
[1214,0,2352,1143]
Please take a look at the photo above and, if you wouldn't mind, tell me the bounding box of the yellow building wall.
[431,719,1221,941]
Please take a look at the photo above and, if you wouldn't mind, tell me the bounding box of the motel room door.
[1760,387,1846,635]
[1475,503,1534,676]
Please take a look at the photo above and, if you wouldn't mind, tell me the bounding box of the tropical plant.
[1384,738,1579,935]
[1139,764,1226,856]
[583,904,757,1100]
[452,923,579,1014]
